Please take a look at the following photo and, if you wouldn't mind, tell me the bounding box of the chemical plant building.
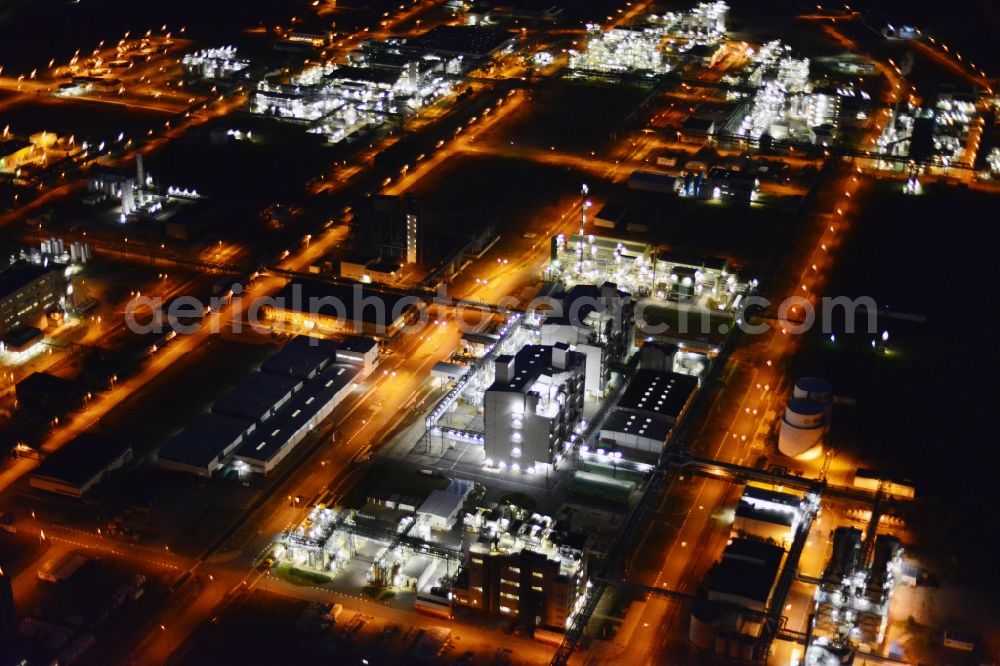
[596,369,699,459]
[537,282,635,396]
[29,434,133,499]
[549,233,746,312]
[158,336,367,476]
[806,528,904,662]
[0,261,70,336]
[251,26,515,143]
[181,46,249,80]
[261,279,422,339]
[453,504,588,630]
[483,343,586,470]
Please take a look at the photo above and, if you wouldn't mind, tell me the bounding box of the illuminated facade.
[483,343,586,469]
[0,261,70,336]
[538,282,635,396]
[453,505,588,629]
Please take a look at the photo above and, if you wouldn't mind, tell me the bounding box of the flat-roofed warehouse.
[157,413,256,478]
[30,434,132,498]
[615,369,699,423]
[262,279,422,339]
[235,363,359,474]
[599,408,673,455]
[732,485,804,549]
[708,538,785,613]
[403,25,516,60]
[212,372,302,423]
[261,335,339,380]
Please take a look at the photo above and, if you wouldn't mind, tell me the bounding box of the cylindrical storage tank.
[689,600,721,649]
[784,397,825,428]
[794,376,833,403]
[778,397,826,457]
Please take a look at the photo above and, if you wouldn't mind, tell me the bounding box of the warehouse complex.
[30,434,133,498]
[158,336,369,476]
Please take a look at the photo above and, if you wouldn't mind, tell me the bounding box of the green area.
[362,585,397,601]
[275,562,332,587]
[570,471,635,507]
[580,459,647,484]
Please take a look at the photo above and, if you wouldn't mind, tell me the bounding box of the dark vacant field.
[478,79,654,155]
[0,97,168,139]
[407,152,593,238]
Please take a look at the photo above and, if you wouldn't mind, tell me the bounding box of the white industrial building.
[234,363,358,474]
[483,343,586,470]
[549,233,747,313]
[416,478,474,531]
[731,485,805,549]
[537,282,634,396]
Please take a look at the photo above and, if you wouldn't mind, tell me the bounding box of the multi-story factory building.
[483,343,586,470]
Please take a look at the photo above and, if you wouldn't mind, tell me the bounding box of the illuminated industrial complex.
[0,0,995,665]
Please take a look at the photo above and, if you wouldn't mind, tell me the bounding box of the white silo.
[778,396,826,458]
[793,376,832,403]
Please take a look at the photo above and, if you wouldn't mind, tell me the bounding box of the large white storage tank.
[793,376,832,403]
[778,397,826,458]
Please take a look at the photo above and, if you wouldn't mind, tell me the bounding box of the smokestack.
[135,153,145,205]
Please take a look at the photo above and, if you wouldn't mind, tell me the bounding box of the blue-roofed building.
[157,413,256,477]
[235,363,359,473]
[213,372,302,423]
[261,335,339,380]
